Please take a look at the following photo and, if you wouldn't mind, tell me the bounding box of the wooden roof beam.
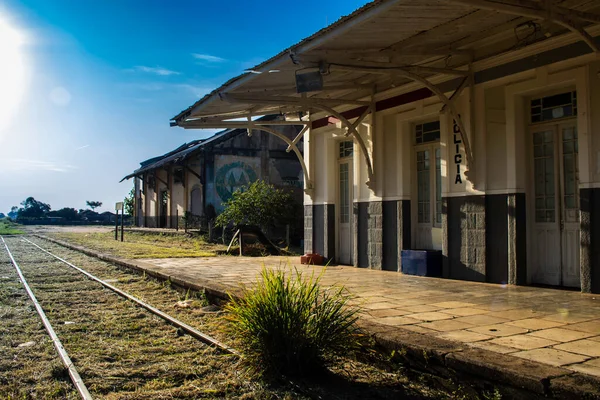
[447,0,600,53]
[232,83,374,96]
[329,63,469,77]
[219,92,372,107]
[179,120,308,129]
[308,47,474,58]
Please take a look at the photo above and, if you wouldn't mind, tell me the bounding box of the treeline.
[7,197,126,225]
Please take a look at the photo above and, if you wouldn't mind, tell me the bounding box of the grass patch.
[49,231,227,258]
[0,218,24,235]
[226,267,361,377]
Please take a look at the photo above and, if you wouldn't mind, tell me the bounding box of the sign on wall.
[452,118,463,185]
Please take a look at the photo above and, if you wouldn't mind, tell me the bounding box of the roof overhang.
[171,0,600,129]
[170,0,600,193]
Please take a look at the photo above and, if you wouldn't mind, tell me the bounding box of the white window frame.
[413,121,442,229]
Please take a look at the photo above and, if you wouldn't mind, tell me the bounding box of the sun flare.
[0,17,28,132]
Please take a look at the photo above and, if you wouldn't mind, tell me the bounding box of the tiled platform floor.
[139,256,600,378]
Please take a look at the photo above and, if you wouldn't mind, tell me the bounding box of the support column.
[322,204,335,262]
[398,200,411,270]
[353,202,360,267]
[507,193,527,285]
[304,205,313,254]
[580,188,600,293]
[442,198,450,278]
[382,200,411,271]
[367,201,383,269]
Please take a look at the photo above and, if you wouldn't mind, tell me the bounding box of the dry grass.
[1,237,485,399]
[0,244,78,399]
[48,231,227,259]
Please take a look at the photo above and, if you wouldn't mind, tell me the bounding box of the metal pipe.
[21,237,238,356]
[1,236,93,400]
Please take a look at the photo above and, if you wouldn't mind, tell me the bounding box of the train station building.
[122,117,303,229]
[170,0,600,293]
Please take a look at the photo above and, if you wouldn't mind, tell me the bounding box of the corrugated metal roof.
[170,0,600,125]
[122,115,280,181]
[170,0,385,123]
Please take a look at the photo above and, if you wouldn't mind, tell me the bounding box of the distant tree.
[8,206,18,221]
[0,213,5,219]
[124,187,135,216]
[47,207,80,221]
[215,180,298,230]
[17,197,51,220]
[78,209,99,221]
[86,201,103,211]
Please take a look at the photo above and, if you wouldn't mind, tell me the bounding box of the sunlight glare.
[0,17,28,132]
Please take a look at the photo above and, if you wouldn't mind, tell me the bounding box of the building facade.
[170,1,600,293]
[305,60,599,293]
[124,119,303,229]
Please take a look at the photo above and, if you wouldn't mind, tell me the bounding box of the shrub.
[226,267,360,377]
[215,180,300,231]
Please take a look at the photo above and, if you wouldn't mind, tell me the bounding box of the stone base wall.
[444,196,486,282]
[367,201,383,269]
[581,188,600,294]
[507,193,527,285]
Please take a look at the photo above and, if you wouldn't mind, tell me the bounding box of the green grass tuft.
[0,218,24,235]
[226,266,361,377]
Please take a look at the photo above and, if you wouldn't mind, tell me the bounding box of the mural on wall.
[213,156,259,209]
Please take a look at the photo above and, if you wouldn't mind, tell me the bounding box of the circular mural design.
[215,161,258,203]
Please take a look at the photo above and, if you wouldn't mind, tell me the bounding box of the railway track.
[0,236,270,399]
[0,235,460,400]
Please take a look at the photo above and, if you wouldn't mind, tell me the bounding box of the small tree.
[124,187,135,216]
[215,180,297,230]
[86,200,103,211]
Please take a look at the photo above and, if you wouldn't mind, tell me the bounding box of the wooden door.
[531,122,580,287]
[338,160,352,265]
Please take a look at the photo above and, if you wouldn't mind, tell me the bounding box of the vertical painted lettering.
[453,119,463,184]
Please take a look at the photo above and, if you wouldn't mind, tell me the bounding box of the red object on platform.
[300,253,324,265]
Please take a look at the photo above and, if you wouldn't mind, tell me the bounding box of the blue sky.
[0,0,365,214]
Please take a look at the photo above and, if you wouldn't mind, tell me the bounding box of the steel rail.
[21,237,239,356]
[22,236,326,400]
[1,236,93,400]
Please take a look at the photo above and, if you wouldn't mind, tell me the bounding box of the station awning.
[170,0,600,192]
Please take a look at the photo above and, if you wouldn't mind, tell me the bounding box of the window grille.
[531,91,577,123]
[415,121,440,144]
[339,141,353,158]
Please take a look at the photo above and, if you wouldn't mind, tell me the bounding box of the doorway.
[530,121,580,287]
[337,141,353,265]
[413,120,442,250]
[159,190,168,228]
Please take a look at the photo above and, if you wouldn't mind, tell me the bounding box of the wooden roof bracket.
[314,102,376,190]
[285,125,309,152]
[390,68,476,185]
[184,165,202,182]
[245,125,314,196]
[448,0,600,54]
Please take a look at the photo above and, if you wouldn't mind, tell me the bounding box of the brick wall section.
[304,205,313,254]
[465,200,486,275]
[368,201,383,269]
[444,196,486,282]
